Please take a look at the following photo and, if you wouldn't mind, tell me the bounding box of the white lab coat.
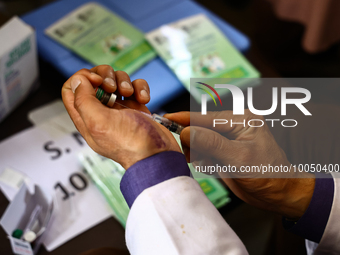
[307,173,340,255]
[125,176,248,255]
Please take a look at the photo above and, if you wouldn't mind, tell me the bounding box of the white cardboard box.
[0,16,39,122]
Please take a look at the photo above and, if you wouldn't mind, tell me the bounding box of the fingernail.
[104,77,116,88]
[140,89,149,98]
[71,78,81,93]
[121,81,132,89]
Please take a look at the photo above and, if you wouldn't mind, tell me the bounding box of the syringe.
[94,87,185,135]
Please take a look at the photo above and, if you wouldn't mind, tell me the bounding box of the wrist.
[279,173,316,220]
[116,149,168,170]
[120,151,191,207]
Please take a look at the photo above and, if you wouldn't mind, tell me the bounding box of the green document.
[197,178,230,209]
[78,145,230,227]
[45,3,156,74]
[78,149,129,227]
[146,14,260,102]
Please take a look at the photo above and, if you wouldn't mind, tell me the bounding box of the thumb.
[164,111,190,126]
[166,111,248,136]
[181,126,237,162]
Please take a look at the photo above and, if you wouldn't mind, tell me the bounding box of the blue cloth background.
[22,0,251,111]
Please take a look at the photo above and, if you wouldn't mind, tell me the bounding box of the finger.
[169,111,257,137]
[115,99,151,114]
[181,126,240,162]
[115,70,134,97]
[71,74,117,139]
[192,158,216,176]
[125,79,150,104]
[91,65,116,93]
[182,145,202,163]
[166,111,236,130]
[189,111,236,131]
[182,144,190,162]
[62,76,95,144]
[74,68,103,87]
[164,111,190,126]
[180,127,190,147]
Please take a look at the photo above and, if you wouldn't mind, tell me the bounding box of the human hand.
[62,65,181,169]
[165,110,315,219]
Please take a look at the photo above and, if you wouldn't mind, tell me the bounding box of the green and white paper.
[45,3,155,74]
[146,14,260,102]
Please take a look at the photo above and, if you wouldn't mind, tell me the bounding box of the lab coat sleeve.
[120,151,248,255]
[125,176,248,255]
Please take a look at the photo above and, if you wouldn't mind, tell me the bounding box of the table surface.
[0,2,280,252]
[0,46,279,254]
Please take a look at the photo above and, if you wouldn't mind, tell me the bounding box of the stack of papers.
[44,3,259,103]
[146,14,260,102]
[45,3,156,75]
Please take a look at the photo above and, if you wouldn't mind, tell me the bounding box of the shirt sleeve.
[120,151,191,208]
[283,172,334,243]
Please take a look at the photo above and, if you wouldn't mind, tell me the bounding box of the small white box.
[0,16,39,122]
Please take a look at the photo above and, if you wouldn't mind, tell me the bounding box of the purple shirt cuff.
[120,151,191,208]
[283,172,334,243]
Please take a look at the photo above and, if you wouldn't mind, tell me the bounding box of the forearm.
[279,173,315,220]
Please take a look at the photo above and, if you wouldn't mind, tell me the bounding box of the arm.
[61,65,248,255]
[166,111,315,219]
[167,111,340,254]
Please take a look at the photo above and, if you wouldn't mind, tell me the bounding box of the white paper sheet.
[28,100,78,139]
[0,126,112,251]
[28,100,66,126]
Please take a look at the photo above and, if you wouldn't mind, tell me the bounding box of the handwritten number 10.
[54,173,88,200]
